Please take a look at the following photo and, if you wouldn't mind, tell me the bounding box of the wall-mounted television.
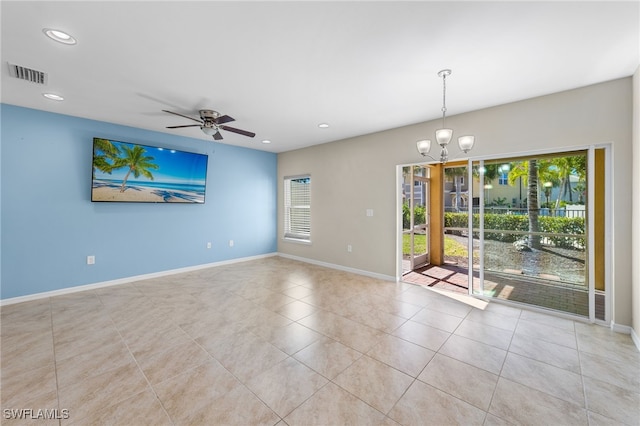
[91,138,208,203]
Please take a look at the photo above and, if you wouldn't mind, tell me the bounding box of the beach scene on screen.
[91,138,208,203]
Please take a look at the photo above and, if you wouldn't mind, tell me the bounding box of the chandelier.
[416,69,475,163]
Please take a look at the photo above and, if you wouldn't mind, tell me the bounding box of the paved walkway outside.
[403,263,604,319]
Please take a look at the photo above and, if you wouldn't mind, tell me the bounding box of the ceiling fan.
[163,109,255,141]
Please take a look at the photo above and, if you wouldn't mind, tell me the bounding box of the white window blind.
[284,175,311,241]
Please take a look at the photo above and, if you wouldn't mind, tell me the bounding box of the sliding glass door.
[467,149,607,321]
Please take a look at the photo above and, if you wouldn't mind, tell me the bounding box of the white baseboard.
[277,253,395,282]
[610,322,640,350]
[631,327,640,352]
[0,253,278,306]
[610,322,633,335]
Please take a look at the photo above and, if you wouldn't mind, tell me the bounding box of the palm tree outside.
[444,166,467,212]
[551,155,586,207]
[527,159,541,249]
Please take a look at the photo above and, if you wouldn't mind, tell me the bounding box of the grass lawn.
[402,234,426,255]
[402,234,469,257]
[444,236,469,257]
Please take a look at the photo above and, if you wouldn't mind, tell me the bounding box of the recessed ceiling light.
[43,28,77,45]
[43,93,64,101]
[261,140,272,144]
[318,123,329,128]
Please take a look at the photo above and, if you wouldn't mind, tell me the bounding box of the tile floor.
[1,257,639,425]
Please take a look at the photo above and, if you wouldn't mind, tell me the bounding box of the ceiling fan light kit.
[416,69,475,163]
[201,126,217,136]
[163,109,255,141]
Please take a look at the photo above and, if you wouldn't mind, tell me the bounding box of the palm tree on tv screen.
[113,144,160,193]
[92,138,120,178]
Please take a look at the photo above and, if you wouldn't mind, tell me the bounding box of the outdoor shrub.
[403,203,426,229]
[539,216,585,249]
[444,212,470,229]
[444,212,585,249]
[483,214,529,242]
[443,212,471,236]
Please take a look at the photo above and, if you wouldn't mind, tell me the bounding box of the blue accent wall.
[0,104,277,299]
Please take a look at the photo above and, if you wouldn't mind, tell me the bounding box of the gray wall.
[278,78,635,327]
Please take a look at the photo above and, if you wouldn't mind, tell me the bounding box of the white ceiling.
[1,1,639,153]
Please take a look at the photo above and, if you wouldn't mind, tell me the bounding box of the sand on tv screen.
[91,138,208,203]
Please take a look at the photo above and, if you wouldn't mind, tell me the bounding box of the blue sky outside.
[95,140,208,185]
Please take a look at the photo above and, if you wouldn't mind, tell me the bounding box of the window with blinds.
[284,175,311,241]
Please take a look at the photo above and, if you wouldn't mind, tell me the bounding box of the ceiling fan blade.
[220,125,256,138]
[162,110,203,124]
[166,124,201,129]
[213,131,223,140]
[215,115,235,124]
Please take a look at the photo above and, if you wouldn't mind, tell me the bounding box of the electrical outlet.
[207,242,212,249]
[366,209,374,217]
[347,244,352,253]
[229,240,234,247]
[87,255,95,265]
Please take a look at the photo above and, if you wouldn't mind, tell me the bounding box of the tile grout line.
[47,296,63,426]
[483,307,524,424]
[103,291,177,426]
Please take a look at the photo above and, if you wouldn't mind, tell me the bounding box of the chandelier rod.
[441,71,447,128]
[438,69,451,129]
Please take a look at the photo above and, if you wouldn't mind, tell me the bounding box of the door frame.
[409,168,429,269]
[463,145,611,324]
[397,162,441,278]
[397,144,612,325]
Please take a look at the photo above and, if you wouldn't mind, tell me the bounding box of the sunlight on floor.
[427,287,489,310]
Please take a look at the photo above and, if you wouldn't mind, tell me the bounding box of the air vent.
[8,63,48,85]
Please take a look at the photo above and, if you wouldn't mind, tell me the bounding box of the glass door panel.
[443,165,473,269]
[471,153,590,318]
[402,166,429,273]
